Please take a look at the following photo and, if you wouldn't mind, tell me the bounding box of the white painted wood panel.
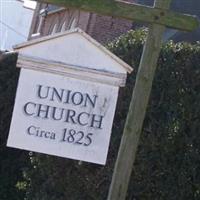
[7,69,119,165]
[8,29,133,164]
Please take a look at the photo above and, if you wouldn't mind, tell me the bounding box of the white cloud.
[23,0,36,10]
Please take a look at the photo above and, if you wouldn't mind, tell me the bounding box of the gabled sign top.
[8,30,129,165]
[14,28,133,75]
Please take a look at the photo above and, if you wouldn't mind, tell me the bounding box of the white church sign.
[7,28,133,165]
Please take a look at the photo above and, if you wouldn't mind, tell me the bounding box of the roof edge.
[13,28,81,49]
[13,28,133,73]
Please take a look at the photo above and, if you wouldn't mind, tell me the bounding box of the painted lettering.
[36,85,98,108]
[23,102,36,116]
[27,125,56,140]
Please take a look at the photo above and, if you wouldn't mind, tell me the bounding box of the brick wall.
[90,0,136,43]
[90,15,133,44]
[29,1,136,43]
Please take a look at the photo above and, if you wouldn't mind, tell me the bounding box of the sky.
[0,0,36,50]
[23,0,37,9]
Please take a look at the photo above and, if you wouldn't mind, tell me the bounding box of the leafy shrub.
[1,29,200,200]
[0,53,30,200]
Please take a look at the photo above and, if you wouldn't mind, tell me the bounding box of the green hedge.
[0,53,30,200]
[1,29,200,200]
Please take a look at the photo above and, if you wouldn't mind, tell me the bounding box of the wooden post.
[36,0,199,31]
[107,0,172,199]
